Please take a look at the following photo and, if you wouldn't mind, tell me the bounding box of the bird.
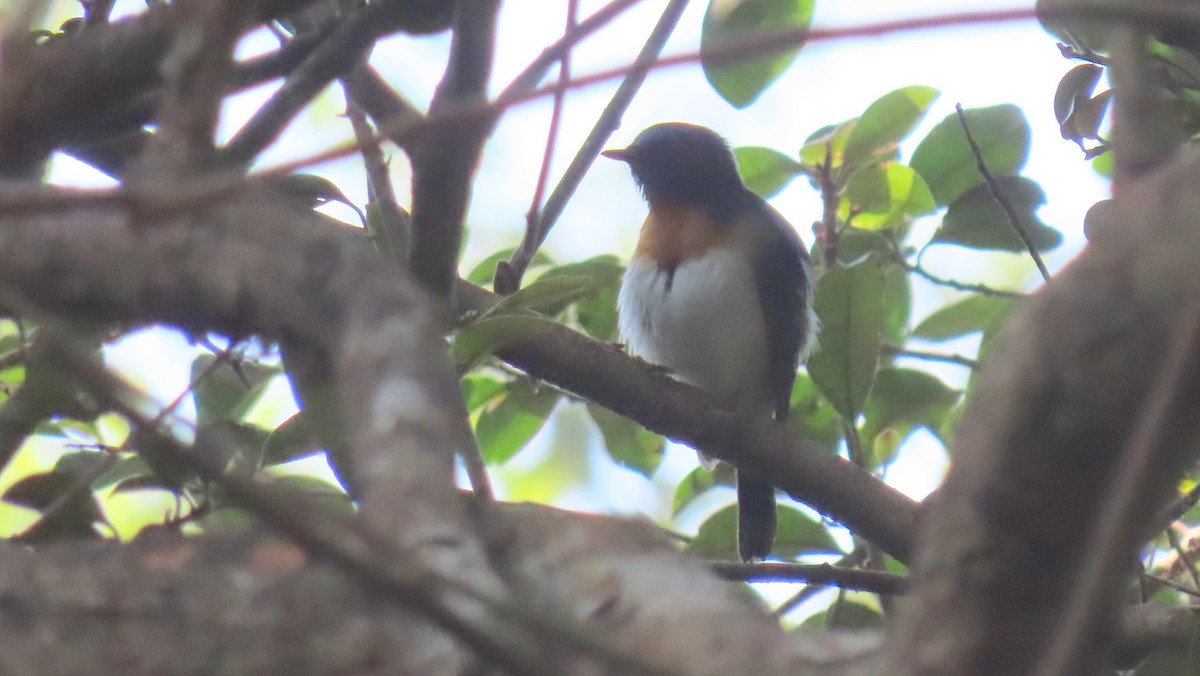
[602,122,818,562]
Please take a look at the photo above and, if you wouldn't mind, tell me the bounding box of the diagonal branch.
[711,561,910,595]
[954,103,1051,282]
[220,3,399,168]
[454,281,922,562]
[493,0,689,294]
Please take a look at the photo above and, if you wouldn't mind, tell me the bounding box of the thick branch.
[407,1,501,302]
[887,147,1200,675]
[454,283,921,563]
[0,0,327,170]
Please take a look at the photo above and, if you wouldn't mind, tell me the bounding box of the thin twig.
[517,0,576,283]
[711,561,908,595]
[493,0,689,294]
[774,579,828,617]
[498,0,645,100]
[817,143,839,269]
[954,103,1051,282]
[340,64,424,154]
[3,10,1126,221]
[238,9,1109,190]
[772,549,871,617]
[34,345,238,530]
[897,257,1025,298]
[1032,300,1200,676]
[1144,572,1200,599]
[221,4,389,168]
[1057,43,1110,66]
[342,81,410,263]
[883,343,978,369]
[843,418,866,468]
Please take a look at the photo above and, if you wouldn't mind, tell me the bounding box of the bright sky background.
[23,0,1107,609]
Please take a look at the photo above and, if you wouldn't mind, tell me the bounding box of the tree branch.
[0,0,329,170]
[954,103,1050,282]
[220,3,398,168]
[493,0,689,294]
[454,282,921,563]
[711,561,909,595]
[407,1,501,302]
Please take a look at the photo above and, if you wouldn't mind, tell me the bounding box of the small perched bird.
[603,122,818,561]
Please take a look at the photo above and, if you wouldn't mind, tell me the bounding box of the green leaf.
[465,248,553,286]
[862,367,960,465]
[586,402,664,477]
[481,275,603,320]
[773,505,841,558]
[3,471,104,542]
[672,464,735,516]
[843,86,940,168]
[1091,150,1114,180]
[689,504,740,559]
[452,313,560,372]
[261,412,320,467]
[910,104,1031,206]
[461,373,508,413]
[844,164,936,231]
[536,255,623,283]
[91,455,152,490]
[475,378,560,464]
[912,295,1013,342]
[786,373,841,448]
[529,255,625,339]
[735,146,803,198]
[191,354,280,427]
[881,263,912,345]
[195,420,268,473]
[800,120,856,167]
[110,474,176,495]
[701,0,815,108]
[807,258,885,420]
[53,451,115,485]
[835,228,891,265]
[932,177,1062,252]
[576,282,620,341]
[688,504,839,559]
[798,599,885,631]
[1054,64,1103,130]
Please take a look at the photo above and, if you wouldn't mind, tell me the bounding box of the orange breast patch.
[634,202,733,268]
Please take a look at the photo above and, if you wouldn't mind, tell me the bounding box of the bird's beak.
[601,148,630,162]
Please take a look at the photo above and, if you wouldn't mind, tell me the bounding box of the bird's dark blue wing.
[748,196,814,422]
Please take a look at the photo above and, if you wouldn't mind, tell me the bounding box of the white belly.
[618,246,773,414]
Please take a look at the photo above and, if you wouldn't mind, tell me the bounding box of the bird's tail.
[737,472,776,561]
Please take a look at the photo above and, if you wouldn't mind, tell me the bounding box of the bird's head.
[602,123,745,212]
